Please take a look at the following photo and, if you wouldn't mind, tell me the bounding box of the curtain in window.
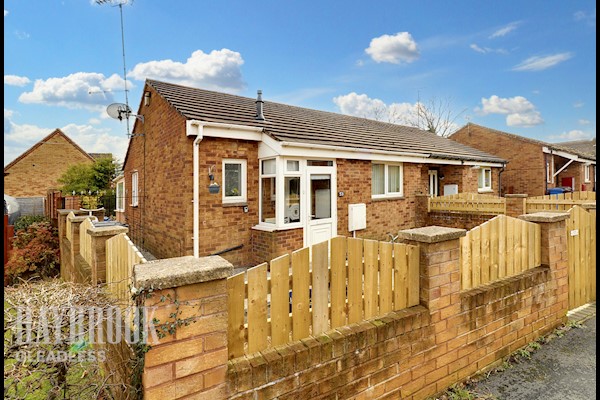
[372,164,384,195]
[388,165,400,193]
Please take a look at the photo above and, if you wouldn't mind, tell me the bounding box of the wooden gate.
[566,206,596,309]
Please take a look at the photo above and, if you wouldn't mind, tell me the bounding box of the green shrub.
[5,221,60,285]
[13,215,50,232]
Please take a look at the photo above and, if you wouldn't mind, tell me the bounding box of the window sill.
[477,189,494,193]
[130,204,138,208]
[371,195,405,202]
[222,202,248,208]
[252,224,303,232]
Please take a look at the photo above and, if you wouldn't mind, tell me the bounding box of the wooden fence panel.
[525,191,595,213]
[291,248,310,340]
[105,233,147,305]
[311,241,329,335]
[79,218,95,266]
[428,193,506,214]
[247,263,268,354]
[330,236,347,329]
[460,215,541,290]
[379,242,393,314]
[363,239,379,319]
[567,206,597,309]
[270,254,291,346]
[347,238,363,324]
[227,272,245,359]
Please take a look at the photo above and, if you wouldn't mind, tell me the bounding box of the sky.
[4,1,596,166]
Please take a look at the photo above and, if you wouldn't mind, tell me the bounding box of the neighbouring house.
[122,80,506,266]
[4,128,112,216]
[450,123,596,196]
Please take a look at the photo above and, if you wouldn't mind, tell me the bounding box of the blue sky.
[4,1,596,166]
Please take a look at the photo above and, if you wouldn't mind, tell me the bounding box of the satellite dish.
[106,103,132,121]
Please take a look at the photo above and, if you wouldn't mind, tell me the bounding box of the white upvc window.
[260,158,277,224]
[478,168,492,191]
[131,171,139,206]
[372,163,403,198]
[222,159,247,203]
[116,180,125,212]
[584,164,591,183]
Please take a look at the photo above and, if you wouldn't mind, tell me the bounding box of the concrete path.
[465,302,596,400]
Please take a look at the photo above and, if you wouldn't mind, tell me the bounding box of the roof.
[552,138,596,159]
[145,80,506,164]
[4,128,95,171]
[89,153,113,160]
[452,123,596,161]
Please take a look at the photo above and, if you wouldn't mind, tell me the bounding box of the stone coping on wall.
[133,255,233,291]
[398,225,466,243]
[86,225,128,237]
[58,209,88,216]
[518,212,570,223]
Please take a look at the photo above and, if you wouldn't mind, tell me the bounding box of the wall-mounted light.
[144,91,151,107]
[208,165,220,194]
[439,173,445,180]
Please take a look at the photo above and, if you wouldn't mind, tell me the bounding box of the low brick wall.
[250,227,303,266]
[138,214,569,400]
[426,211,497,231]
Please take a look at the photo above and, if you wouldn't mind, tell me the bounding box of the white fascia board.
[276,140,504,166]
[186,119,262,141]
[542,146,596,164]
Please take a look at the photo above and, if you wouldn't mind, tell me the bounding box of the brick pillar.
[398,226,466,312]
[519,212,570,323]
[57,209,86,241]
[133,256,233,400]
[505,194,527,217]
[414,193,431,228]
[87,224,129,284]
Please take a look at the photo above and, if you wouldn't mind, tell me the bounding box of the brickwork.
[426,212,497,231]
[140,215,568,400]
[4,129,95,198]
[251,228,304,266]
[505,194,528,217]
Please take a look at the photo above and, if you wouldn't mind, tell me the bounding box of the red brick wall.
[251,228,304,265]
[426,212,497,230]
[451,125,548,196]
[4,132,94,198]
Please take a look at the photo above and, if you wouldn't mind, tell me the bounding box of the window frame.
[371,162,404,199]
[222,159,247,204]
[116,180,125,212]
[584,164,591,183]
[478,167,492,192]
[131,171,139,207]
[546,158,554,184]
[259,158,277,225]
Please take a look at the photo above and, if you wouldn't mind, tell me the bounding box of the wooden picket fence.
[460,214,541,290]
[227,236,420,359]
[567,206,596,309]
[525,191,596,213]
[428,193,506,214]
[106,233,147,305]
[79,217,95,266]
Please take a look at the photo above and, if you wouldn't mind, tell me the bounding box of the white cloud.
[489,22,520,38]
[128,49,245,93]
[478,95,544,127]
[512,53,573,71]
[552,130,594,141]
[578,119,591,125]
[469,43,508,55]
[15,30,30,39]
[4,75,31,86]
[4,9,8,17]
[4,113,129,166]
[573,101,585,108]
[574,10,596,27]
[365,32,419,64]
[333,92,416,122]
[18,72,129,113]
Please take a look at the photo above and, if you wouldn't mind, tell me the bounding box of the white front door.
[305,165,337,247]
[428,170,438,197]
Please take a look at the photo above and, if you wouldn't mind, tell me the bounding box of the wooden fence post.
[87,224,128,284]
[133,256,233,400]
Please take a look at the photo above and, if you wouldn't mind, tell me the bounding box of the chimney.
[255,90,265,121]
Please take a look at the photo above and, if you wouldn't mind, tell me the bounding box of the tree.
[58,157,120,194]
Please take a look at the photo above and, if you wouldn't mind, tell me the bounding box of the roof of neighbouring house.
[89,153,113,160]
[4,128,96,171]
[452,123,596,162]
[552,138,596,159]
[145,79,507,164]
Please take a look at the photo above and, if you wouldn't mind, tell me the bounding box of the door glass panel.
[310,175,331,220]
[284,177,300,224]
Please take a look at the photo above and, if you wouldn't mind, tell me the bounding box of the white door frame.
[428,170,438,197]
[304,163,337,247]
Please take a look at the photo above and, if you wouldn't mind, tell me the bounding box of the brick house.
[450,123,596,196]
[122,80,506,267]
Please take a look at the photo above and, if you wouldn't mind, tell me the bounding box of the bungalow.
[450,123,596,196]
[122,80,506,267]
